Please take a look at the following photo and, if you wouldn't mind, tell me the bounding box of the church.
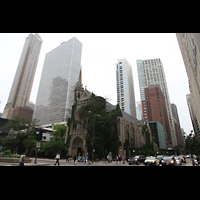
[65,69,153,158]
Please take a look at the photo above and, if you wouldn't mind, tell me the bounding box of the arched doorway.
[71,137,84,157]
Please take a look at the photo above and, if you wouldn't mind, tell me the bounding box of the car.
[174,156,182,165]
[77,156,84,162]
[178,155,186,163]
[156,155,165,165]
[128,155,145,165]
[144,156,160,166]
[186,155,190,158]
[161,156,177,166]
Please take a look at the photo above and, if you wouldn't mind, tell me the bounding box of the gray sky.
[0,33,193,135]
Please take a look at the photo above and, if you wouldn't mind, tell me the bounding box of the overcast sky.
[0,33,193,135]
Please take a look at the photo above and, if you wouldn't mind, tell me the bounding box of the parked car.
[174,156,182,165]
[161,156,177,166]
[128,155,145,165]
[144,156,160,166]
[178,155,186,163]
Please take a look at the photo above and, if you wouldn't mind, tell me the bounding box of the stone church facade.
[66,69,152,158]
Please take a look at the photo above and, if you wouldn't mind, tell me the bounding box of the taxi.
[144,156,160,166]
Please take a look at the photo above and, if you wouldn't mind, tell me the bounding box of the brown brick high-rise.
[142,85,172,147]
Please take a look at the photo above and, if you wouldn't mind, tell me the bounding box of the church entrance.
[78,147,83,156]
[71,137,84,157]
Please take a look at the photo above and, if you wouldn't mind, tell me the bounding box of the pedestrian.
[195,159,199,166]
[103,155,106,164]
[107,154,110,163]
[73,155,76,165]
[119,155,121,164]
[85,155,88,164]
[54,153,60,166]
[116,156,118,164]
[122,155,125,164]
[66,154,68,162]
[17,153,25,166]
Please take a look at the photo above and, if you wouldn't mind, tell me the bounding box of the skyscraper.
[137,58,177,147]
[33,37,82,126]
[2,33,42,119]
[143,85,172,147]
[186,94,200,135]
[116,58,136,118]
[176,33,200,135]
[171,103,183,143]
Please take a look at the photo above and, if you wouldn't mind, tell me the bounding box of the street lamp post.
[88,111,100,163]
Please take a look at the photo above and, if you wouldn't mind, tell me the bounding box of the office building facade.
[2,33,42,119]
[33,37,82,126]
[136,101,142,120]
[143,85,172,147]
[171,103,183,143]
[176,33,200,135]
[148,121,167,150]
[186,94,200,134]
[116,59,136,118]
[137,58,177,146]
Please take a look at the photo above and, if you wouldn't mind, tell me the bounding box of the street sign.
[36,142,40,148]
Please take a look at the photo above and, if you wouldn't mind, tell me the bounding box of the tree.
[39,124,67,158]
[2,115,40,154]
[76,95,122,159]
[23,134,37,156]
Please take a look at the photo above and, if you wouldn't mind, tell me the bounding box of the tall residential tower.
[137,58,177,147]
[116,59,136,118]
[33,37,82,126]
[2,33,42,119]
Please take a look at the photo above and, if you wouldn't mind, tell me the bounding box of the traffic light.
[35,133,39,141]
[39,129,44,141]
[93,141,96,149]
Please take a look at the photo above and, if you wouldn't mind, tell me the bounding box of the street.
[28,157,193,166]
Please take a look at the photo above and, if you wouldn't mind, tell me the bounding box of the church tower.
[74,67,84,103]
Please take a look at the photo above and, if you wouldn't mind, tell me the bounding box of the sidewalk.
[185,160,193,166]
[0,162,51,166]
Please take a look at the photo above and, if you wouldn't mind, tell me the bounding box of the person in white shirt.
[54,153,60,166]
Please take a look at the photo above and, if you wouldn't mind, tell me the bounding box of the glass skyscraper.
[137,58,177,146]
[116,58,136,118]
[33,37,82,126]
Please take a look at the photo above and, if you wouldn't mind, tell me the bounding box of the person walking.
[17,153,25,166]
[73,155,76,165]
[119,155,121,164]
[54,153,60,166]
[116,156,118,164]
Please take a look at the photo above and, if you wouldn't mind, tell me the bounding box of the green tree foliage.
[78,95,122,159]
[39,124,67,158]
[130,123,155,157]
[1,115,40,155]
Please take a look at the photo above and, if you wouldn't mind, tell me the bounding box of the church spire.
[77,67,82,88]
[74,67,84,103]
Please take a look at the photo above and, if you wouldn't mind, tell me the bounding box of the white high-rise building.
[33,37,82,126]
[137,58,177,147]
[116,58,136,118]
[136,101,142,120]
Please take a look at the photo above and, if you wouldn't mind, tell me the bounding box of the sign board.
[36,142,40,148]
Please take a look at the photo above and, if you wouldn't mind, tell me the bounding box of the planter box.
[0,158,31,163]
